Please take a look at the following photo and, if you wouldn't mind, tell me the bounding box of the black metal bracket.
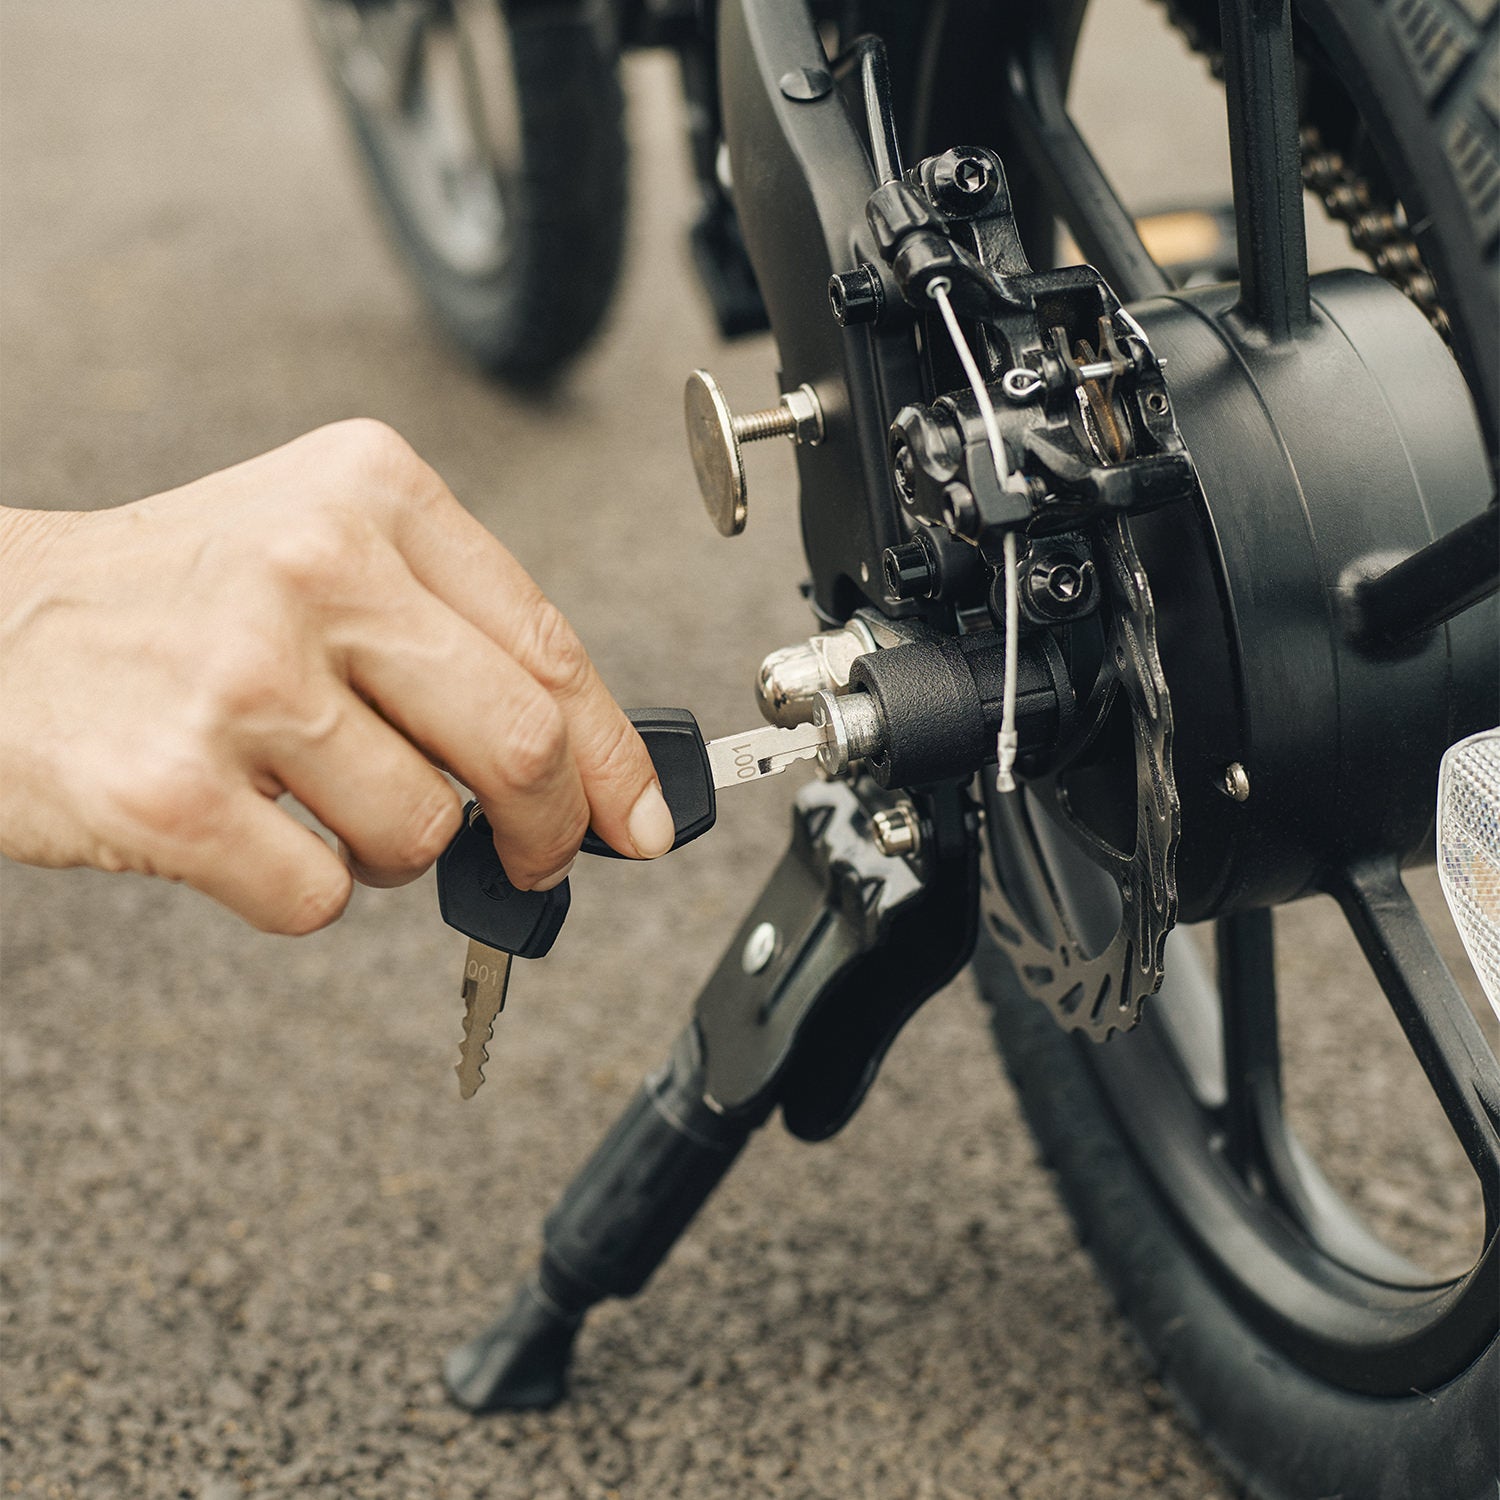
[696,775,981,1139]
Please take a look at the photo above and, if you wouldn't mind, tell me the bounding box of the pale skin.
[0,419,678,934]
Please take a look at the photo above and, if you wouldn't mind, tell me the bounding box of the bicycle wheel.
[308,0,627,382]
[957,3,1500,1496]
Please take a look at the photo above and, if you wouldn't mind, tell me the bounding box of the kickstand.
[444,776,980,1411]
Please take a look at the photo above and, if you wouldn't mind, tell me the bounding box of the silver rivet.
[1221,762,1251,802]
[741,921,778,975]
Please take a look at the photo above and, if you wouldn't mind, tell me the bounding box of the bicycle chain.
[1154,0,1451,339]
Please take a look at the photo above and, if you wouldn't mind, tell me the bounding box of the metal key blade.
[704,719,831,789]
[456,939,511,1100]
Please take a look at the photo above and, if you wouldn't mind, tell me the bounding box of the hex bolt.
[685,370,825,537]
[1042,562,1083,601]
[871,803,923,858]
[828,264,883,326]
[929,148,1000,215]
[1023,552,1098,622]
[883,538,939,601]
[1220,762,1251,802]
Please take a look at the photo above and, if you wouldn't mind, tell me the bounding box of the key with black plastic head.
[435,706,836,1097]
[439,802,570,1099]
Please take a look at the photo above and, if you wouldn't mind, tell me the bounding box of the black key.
[435,708,717,955]
[437,804,571,958]
[580,707,717,857]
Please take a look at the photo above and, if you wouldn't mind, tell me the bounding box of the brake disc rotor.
[980,515,1181,1041]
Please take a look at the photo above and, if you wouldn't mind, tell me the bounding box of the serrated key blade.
[456,939,511,1100]
[704,720,830,788]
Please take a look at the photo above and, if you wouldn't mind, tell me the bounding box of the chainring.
[979,516,1181,1041]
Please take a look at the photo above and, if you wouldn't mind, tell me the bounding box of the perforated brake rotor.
[979,516,1181,1042]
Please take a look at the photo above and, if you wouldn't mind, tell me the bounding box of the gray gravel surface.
[1,3,1493,1498]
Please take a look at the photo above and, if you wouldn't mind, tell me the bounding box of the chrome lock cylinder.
[756,619,878,727]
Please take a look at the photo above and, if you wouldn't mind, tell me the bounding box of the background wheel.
[964,2,1498,1496]
[308,0,628,382]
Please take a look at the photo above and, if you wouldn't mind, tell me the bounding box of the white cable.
[927,277,1021,793]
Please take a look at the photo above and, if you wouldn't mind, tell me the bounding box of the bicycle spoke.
[1328,856,1500,1232]
[1216,907,1280,1178]
[1218,0,1311,339]
[341,0,437,117]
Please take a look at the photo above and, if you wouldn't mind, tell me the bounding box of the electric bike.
[309,2,1500,1494]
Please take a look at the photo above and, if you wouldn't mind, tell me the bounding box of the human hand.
[0,420,676,933]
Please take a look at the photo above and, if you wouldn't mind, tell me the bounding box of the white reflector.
[1437,727,1500,1021]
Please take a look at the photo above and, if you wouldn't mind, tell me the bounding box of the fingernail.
[627,782,676,858]
[533,857,575,891]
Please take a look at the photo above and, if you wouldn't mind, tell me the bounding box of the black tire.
[978,939,1498,1500]
[309,0,627,383]
[979,3,1499,1497]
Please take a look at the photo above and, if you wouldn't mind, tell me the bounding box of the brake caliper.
[851,147,1194,1039]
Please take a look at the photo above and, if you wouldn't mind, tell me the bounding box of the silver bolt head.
[871,805,922,857]
[741,921,778,975]
[1221,762,1251,802]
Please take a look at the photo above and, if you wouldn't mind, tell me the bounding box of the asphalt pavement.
[1,3,1491,1498]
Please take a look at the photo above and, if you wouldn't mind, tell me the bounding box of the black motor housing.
[1129,271,1496,921]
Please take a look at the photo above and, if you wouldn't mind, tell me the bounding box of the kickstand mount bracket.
[695,776,982,1137]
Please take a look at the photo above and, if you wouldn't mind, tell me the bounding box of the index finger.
[383,466,677,859]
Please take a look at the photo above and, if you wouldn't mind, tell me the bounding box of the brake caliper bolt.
[929,148,1000,215]
[828,263,883,326]
[1023,552,1098,622]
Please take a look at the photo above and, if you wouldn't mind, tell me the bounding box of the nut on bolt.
[871,803,923,858]
[756,620,877,728]
[828,264,883,326]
